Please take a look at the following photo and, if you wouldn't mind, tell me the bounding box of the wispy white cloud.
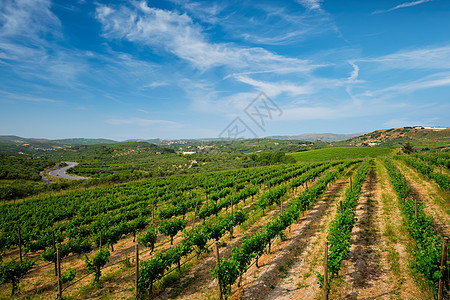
[168,0,226,24]
[233,75,314,97]
[279,98,399,121]
[145,81,169,88]
[384,117,439,128]
[348,62,359,82]
[296,0,323,11]
[373,0,433,15]
[95,1,317,73]
[106,117,183,128]
[360,45,450,69]
[0,91,62,103]
[361,72,450,97]
[0,0,61,38]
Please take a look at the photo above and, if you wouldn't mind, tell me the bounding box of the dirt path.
[234,167,356,300]
[157,169,338,299]
[336,162,396,299]
[395,160,450,237]
[372,159,433,299]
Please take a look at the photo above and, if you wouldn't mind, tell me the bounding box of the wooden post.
[192,201,198,230]
[214,241,223,300]
[135,244,139,299]
[438,237,448,300]
[324,241,328,300]
[350,176,352,193]
[18,228,22,263]
[340,201,343,218]
[57,248,62,299]
[99,230,103,249]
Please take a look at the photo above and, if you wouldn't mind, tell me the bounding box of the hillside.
[0,135,118,155]
[267,132,365,142]
[338,126,450,150]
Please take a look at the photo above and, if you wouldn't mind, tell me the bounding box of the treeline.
[0,154,53,181]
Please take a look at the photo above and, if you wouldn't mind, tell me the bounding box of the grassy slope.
[337,127,450,150]
[287,147,391,162]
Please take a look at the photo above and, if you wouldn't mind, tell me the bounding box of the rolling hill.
[339,126,450,150]
[267,132,365,142]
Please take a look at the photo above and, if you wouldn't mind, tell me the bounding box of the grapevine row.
[211,160,360,297]
[384,158,443,295]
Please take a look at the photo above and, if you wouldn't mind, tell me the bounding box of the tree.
[139,253,167,294]
[138,226,157,253]
[402,142,415,154]
[0,259,35,295]
[158,218,187,245]
[85,247,110,284]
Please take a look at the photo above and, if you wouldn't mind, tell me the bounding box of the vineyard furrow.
[288,175,352,299]
[377,159,435,299]
[337,162,394,298]
[152,163,351,299]
[156,166,336,299]
[243,166,357,300]
[395,160,450,237]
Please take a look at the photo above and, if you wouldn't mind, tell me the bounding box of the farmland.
[0,147,448,299]
[287,147,392,161]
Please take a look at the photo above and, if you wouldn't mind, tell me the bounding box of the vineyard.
[0,153,448,299]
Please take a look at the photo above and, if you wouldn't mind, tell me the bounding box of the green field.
[287,147,391,161]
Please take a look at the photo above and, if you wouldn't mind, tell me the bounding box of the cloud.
[0,91,61,103]
[0,0,61,61]
[360,45,450,69]
[95,1,317,73]
[106,117,183,128]
[384,118,438,128]
[373,0,433,15]
[348,62,359,82]
[168,0,226,24]
[361,72,450,97]
[0,0,61,38]
[296,0,323,11]
[145,81,169,88]
[233,75,314,97]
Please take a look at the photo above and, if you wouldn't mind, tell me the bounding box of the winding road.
[47,162,88,180]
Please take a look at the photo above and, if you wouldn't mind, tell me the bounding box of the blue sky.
[0,0,449,140]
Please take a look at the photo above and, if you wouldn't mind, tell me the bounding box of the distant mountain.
[50,138,118,145]
[0,135,117,145]
[0,135,118,155]
[267,132,366,142]
[341,126,450,150]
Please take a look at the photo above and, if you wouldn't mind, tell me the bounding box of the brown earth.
[395,160,450,237]
[233,166,357,300]
[336,161,396,299]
